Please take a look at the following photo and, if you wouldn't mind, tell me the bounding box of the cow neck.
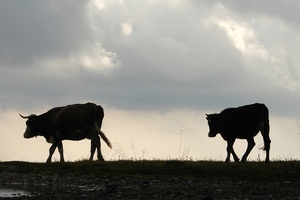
[36,111,55,140]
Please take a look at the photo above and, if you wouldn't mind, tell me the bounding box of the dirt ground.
[1,170,300,199]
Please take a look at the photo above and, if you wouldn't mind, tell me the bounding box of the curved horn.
[19,113,31,119]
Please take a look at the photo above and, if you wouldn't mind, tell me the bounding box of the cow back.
[219,103,268,139]
[54,103,103,137]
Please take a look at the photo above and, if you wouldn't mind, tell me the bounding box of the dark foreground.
[0,161,300,199]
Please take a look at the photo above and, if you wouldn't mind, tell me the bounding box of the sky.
[1,0,300,162]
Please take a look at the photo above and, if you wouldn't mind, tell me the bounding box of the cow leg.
[261,125,271,163]
[57,141,64,162]
[226,139,239,162]
[47,144,57,163]
[261,108,271,163]
[89,139,96,161]
[241,137,255,162]
[89,136,104,161]
[95,135,104,161]
[262,135,271,163]
[89,128,105,161]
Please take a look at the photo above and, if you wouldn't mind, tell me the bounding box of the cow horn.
[19,113,30,119]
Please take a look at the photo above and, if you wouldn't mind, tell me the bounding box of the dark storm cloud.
[0,0,92,67]
[1,0,300,119]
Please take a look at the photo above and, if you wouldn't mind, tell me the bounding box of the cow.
[206,103,271,163]
[20,102,112,163]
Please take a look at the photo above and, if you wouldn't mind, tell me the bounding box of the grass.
[1,160,300,182]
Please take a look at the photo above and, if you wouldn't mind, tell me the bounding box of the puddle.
[0,188,30,198]
[0,184,77,198]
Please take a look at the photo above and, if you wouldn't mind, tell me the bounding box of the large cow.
[206,103,271,163]
[20,102,112,163]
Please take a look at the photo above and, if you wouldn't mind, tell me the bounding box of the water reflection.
[0,184,75,198]
[0,186,31,198]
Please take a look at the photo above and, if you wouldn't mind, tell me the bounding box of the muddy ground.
[1,169,300,199]
[0,162,300,200]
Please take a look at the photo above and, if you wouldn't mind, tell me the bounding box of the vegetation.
[1,160,300,182]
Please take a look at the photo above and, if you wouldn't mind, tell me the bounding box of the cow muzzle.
[23,133,31,138]
[208,132,217,137]
[23,127,35,138]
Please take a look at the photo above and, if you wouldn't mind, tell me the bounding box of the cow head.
[206,114,219,137]
[19,114,39,138]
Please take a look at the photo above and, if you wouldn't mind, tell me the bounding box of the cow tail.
[261,104,271,151]
[99,130,112,148]
[96,105,112,149]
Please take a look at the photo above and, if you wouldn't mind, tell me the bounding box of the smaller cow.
[206,103,271,163]
[20,103,112,163]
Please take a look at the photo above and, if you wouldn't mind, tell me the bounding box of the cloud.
[0,0,300,118]
[121,21,134,36]
[204,1,300,91]
[0,1,93,67]
[212,0,300,27]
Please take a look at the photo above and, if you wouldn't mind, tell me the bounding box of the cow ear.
[206,114,211,122]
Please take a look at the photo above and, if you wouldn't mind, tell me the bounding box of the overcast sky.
[1,0,300,162]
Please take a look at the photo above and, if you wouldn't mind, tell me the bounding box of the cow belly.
[222,127,259,140]
[234,130,259,139]
[65,130,88,141]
